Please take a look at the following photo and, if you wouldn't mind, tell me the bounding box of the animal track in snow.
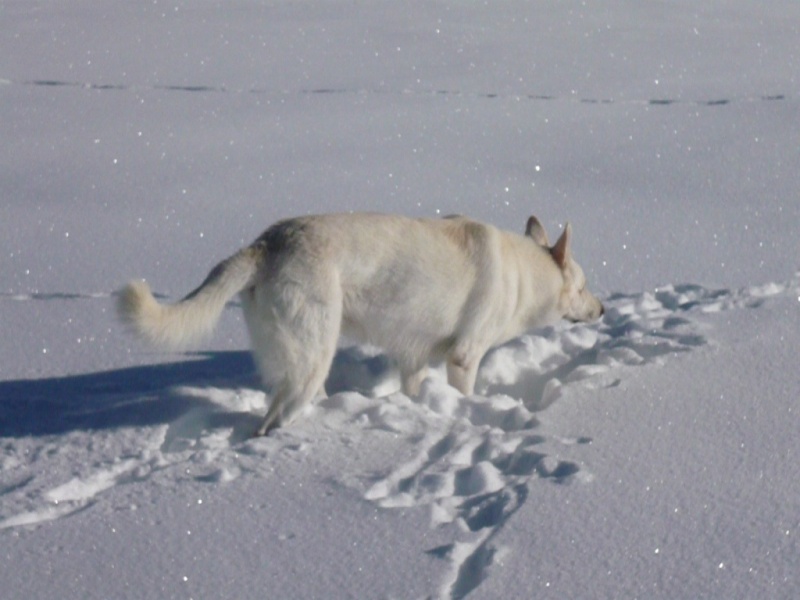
[3,76,795,110]
[351,277,795,598]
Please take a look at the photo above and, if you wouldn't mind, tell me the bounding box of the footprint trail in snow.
[342,278,796,598]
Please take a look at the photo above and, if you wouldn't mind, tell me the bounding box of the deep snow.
[2,2,799,598]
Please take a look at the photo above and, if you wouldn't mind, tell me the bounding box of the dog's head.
[526,216,605,323]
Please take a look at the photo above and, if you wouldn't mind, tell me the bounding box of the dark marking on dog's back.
[256,218,310,255]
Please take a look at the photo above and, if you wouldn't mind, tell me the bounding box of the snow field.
[3,1,800,597]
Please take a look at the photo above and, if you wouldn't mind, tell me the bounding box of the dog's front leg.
[400,366,428,397]
[446,349,482,396]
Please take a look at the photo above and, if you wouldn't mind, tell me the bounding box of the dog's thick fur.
[118,213,603,435]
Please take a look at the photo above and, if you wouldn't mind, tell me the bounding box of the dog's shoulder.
[427,215,497,255]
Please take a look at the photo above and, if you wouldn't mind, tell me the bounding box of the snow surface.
[2,1,799,598]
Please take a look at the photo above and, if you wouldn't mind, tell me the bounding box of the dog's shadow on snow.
[0,351,264,438]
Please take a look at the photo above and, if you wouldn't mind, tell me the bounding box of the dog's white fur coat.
[118,213,603,435]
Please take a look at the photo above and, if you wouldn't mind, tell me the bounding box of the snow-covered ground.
[2,2,799,598]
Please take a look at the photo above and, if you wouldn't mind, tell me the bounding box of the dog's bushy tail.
[117,246,259,349]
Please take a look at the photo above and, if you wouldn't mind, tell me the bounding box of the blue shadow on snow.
[0,351,259,438]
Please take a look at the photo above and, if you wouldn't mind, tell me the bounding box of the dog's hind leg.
[245,278,342,436]
[256,383,291,436]
[253,338,338,435]
[256,370,330,436]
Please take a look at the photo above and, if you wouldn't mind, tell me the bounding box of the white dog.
[118,213,603,435]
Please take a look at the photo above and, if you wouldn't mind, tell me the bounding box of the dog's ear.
[525,216,549,246]
[550,222,572,268]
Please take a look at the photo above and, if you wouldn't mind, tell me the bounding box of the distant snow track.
[1,76,795,109]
